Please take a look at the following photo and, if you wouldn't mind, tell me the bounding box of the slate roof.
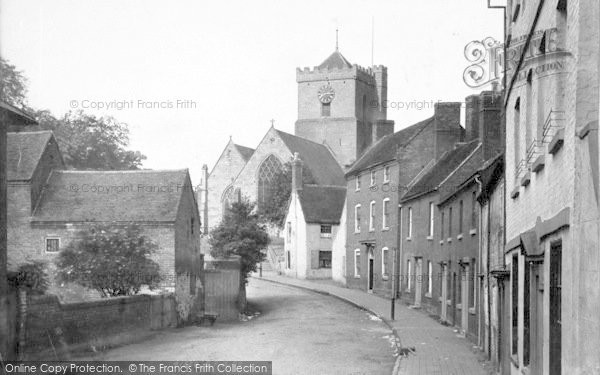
[32,169,191,223]
[318,50,353,70]
[346,117,433,176]
[234,144,255,162]
[297,185,346,224]
[401,140,481,202]
[275,129,345,186]
[7,131,54,181]
[1,102,37,125]
[438,146,484,204]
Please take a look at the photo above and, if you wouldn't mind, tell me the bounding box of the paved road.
[91,278,397,375]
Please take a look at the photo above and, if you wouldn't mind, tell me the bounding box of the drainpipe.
[397,204,403,300]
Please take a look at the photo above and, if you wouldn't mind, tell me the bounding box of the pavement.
[253,272,493,375]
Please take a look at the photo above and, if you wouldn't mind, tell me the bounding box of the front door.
[549,242,562,375]
[441,264,448,321]
[415,258,422,307]
[531,263,544,375]
[452,272,457,326]
[367,247,374,291]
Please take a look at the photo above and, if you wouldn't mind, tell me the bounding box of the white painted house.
[283,154,346,280]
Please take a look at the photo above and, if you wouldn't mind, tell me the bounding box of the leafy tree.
[37,110,146,170]
[258,161,315,228]
[0,57,28,107]
[0,58,146,170]
[209,198,270,283]
[7,261,49,295]
[56,224,162,297]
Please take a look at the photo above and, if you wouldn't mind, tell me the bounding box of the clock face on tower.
[318,84,335,104]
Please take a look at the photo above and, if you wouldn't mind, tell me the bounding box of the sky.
[1,0,504,184]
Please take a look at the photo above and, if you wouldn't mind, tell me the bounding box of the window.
[190,217,194,235]
[407,207,413,238]
[512,254,519,356]
[320,224,332,238]
[258,155,283,211]
[441,211,445,240]
[557,0,567,12]
[381,247,389,276]
[459,200,464,234]
[428,202,434,238]
[427,261,433,296]
[471,191,477,229]
[45,238,60,253]
[354,249,361,278]
[382,199,390,229]
[354,204,362,233]
[286,251,291,269]
[514,98,521,176]
[321,102,331,117]
[287,222,292,243]
[407,260,412,291]
[319,251,332,268]
[370,170,376,186]
[457,268,462,305]
[369,201,376,231]
[448,207,453,237]
[355,175,361,191]
[383,166,390,182]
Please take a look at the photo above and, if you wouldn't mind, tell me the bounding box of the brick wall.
[22,293,177,359]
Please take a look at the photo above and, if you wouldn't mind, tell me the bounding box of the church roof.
[234,144,254,161]
[346,118,433,176]
[318,50,353,70]
[401,140,481,202]
[275,129,345,186]
[31,169,193,223]
[297,185,346,224]
[7,131,56,181]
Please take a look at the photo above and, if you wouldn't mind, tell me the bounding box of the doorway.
[367,246,374,292]
[530,262,544,375]
[549,242,561,375]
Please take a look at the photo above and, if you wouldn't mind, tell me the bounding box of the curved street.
[90,278,397,375]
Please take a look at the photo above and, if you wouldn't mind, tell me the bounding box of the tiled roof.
[318,50,353,70]
[438,146,484,204]
[1,102,37,125]
[32,169,191,223]
[297,185,346,224]
[7,131,54,181]
[275,130,345,186]
[234,144,255,161]
[401,140,480,202]
[478,153,504,203]
[346,117,433,176]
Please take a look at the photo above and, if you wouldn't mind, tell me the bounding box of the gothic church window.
[257,154,283,210]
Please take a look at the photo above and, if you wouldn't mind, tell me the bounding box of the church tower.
[295,49,394,168]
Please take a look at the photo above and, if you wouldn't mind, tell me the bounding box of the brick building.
[0,103,37,360]
[283,154,346,279]
[7,132,204,322]
[345,102,463,295]
[500,0,599,374]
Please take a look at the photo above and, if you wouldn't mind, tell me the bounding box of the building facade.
[502,0,599,374]
[345,102,463,295]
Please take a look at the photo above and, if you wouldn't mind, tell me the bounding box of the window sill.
[425,293,432,299]
[426,235,433,241]
[369,229,375,233]
[382,274,389,281]
[532,154,545,173]
[354,275,361,279]
[469,307,476,315]
[510,186,520,199]
[354,230,361,234]
[469,228,477,236]
[548,128,565,155]
[383,180,390,185]
[439,240,444,245]
[406,237,412,241]
[457,303,462,310]
[520,171,531,187]
[382,227,390,231]
[355,189,360,192]
[446,300,452,306]
[447,237,452,243]
[457,233,463,241]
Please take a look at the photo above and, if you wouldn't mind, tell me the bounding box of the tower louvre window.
[321,102,331,117]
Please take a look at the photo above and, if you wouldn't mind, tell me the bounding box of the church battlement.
[296,64,383,84]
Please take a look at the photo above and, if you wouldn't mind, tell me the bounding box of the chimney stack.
[372,120,394,145]
[478,90,503,160]
[433,102,463,160]
[465,95,481,142]
[291,152,303,192]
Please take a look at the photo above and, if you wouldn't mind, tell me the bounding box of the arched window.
[257,154,283,209]
[221,185,234,213]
